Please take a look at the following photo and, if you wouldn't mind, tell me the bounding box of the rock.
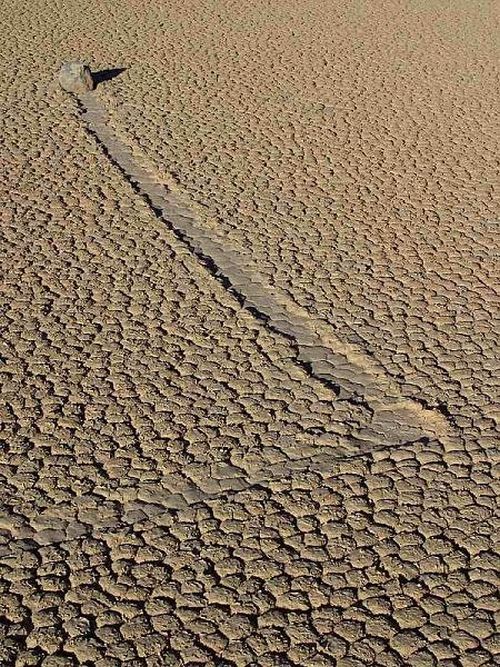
[58,62,94,94]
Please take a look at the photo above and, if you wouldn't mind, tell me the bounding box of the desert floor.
[1,1,499,665]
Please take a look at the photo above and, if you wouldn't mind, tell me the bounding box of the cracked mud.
[1,1,499,666]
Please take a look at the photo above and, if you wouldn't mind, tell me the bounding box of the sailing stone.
[58,62,94,94]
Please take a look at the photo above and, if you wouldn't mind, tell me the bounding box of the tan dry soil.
[1,1,499,666]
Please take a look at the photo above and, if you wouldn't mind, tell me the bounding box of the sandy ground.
[1,1,499,666]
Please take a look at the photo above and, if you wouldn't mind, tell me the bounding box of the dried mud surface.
[1,1,499,666]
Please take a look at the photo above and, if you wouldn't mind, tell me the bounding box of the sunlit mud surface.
[1,1,498,665]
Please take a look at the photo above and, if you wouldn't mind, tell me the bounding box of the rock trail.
[81,91,455,466]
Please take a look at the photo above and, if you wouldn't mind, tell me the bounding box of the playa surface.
[1,1,498,665]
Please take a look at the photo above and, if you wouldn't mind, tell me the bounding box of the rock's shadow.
[93,67,127,87]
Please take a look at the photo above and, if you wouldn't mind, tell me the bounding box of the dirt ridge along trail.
[80,90,455,465]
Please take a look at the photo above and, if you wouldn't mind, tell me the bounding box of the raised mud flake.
[58,62,94,94]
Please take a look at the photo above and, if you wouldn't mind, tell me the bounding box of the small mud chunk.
[58,62,93,94]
